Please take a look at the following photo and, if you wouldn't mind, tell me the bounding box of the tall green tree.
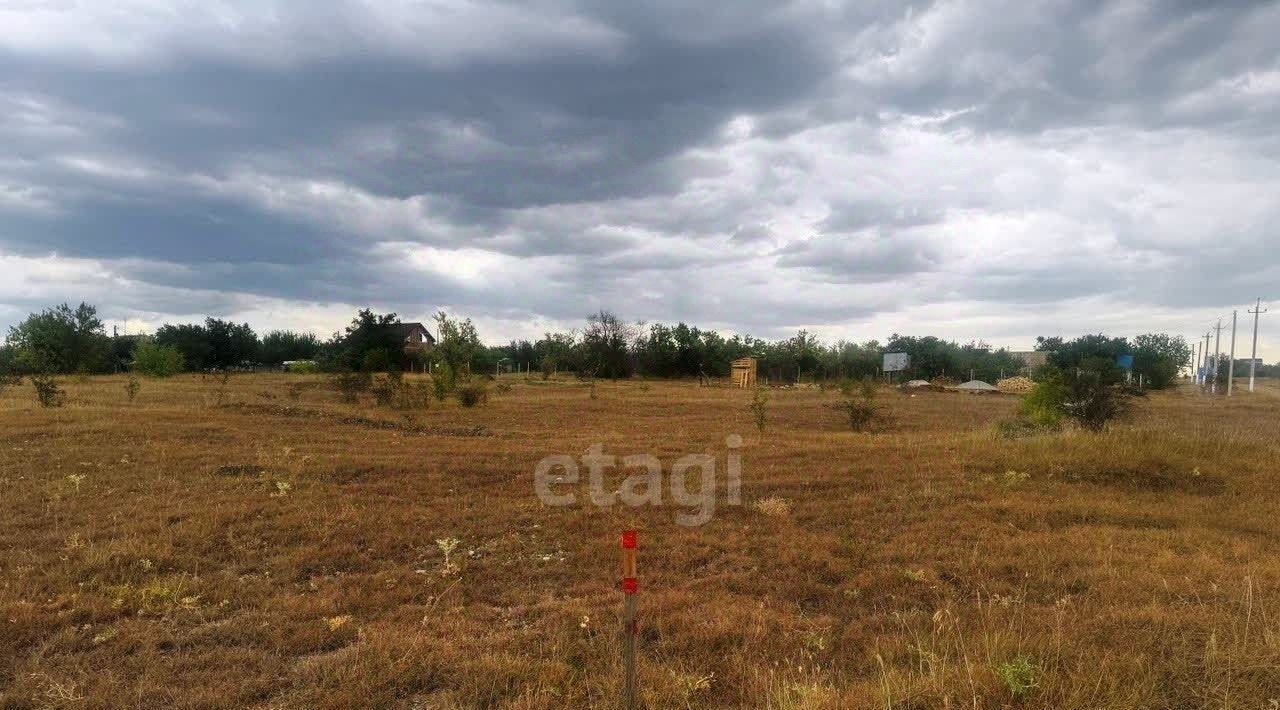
[5,302,111,373]
[1132,333,1191,389]
[338,309,403,371]
[260,330,321,364]
[581,310,636,378]
[154,323,213,370]
[433,311,482,379]
[204,318,259,368]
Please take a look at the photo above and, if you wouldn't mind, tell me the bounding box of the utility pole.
[1193,339,1200,383]
[1211,320,1223,394]
[1198,332,1208,388]
[1249,298,1267,393]
[1227,311,1237,396]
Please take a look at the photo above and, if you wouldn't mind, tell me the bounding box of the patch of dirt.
[216,403,494,438]
[214,464,269,477]
[1064,463,1226,495]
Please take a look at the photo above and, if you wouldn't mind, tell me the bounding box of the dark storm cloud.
[1,0,1277,345]
[775,232,942,282]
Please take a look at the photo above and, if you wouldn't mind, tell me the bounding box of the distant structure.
[397,322,436,355]
[1011,350,1050,372]
[731,357,758,388]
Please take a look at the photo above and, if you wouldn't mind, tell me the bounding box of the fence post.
[621,530,638,709]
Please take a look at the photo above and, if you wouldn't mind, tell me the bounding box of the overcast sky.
[2,1,1277,356]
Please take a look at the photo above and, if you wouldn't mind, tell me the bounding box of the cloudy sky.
[2,0,1278,356]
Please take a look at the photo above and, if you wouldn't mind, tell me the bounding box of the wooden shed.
[731,357,758,388]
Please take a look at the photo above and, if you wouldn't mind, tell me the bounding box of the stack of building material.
[996,376,1036,393]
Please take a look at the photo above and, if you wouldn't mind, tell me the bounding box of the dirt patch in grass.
[217,402,494,437]
[1063,460,1227,495]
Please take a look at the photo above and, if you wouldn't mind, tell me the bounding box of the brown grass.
[2,374,1279,708]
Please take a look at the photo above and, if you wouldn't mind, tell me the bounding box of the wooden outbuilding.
[731,357,758,388]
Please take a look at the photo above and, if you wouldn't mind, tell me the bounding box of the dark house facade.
[396,322,436,354]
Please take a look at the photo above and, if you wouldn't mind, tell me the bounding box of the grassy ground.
[1,373,1278,709]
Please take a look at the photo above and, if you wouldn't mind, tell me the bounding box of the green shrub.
[995,655,1040,697]
[828,398,878,431]
[360,348,397,373]
[432,363,453,401]
[332,371,372,403]
[750,388,767,431]
[396,381,432,410]
[132,339,184,377]
[371,372,402,406]
[1064,369,1132,431]
[827,380,881,431]
[125,376,140,402]
[31,374,65,408]
[456,382,488,407]
[1020,367,1131,431]
[1019,377,1067,427]
[285,360,319,374]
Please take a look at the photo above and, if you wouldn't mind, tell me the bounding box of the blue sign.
[1115,354,1134,370]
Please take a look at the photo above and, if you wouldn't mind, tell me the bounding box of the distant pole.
[1212,320,1223,394]
[1227,311,1237,396]
[1249,298,1267,393]
[1192,340,1200,383]
[1202,332,1212,386]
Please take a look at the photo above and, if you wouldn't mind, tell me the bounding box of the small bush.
[360,348,397,373]
[1019,377,1067,427]
[828,398,878,431]
[540,356,555,380]
[132,339,185,377]
[750,388,767,431]
[1020,367,1131,431]
[371,372,403,406]
[432,363,453,401]
[32,374,65,408]
[456,382,488,407]
[995,655,1040,697]
[396,381,432,410]
[1066,369,1129,430]
[332,371,372,403]
[125,376,140,402]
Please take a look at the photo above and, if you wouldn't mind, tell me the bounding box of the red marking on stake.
[622,530,637,549]
[622,577,638,594]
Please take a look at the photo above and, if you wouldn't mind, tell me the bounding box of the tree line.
[1,302,1232,389]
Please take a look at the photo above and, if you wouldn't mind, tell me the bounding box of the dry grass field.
[2,373,1279,709]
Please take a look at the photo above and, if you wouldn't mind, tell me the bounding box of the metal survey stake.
[620,530,639,710]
